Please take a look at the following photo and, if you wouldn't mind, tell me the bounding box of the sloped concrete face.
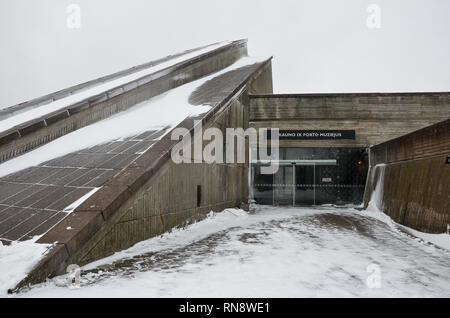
[0,40,249,248]
[11,52,273,291]
[0,129,168,245]
[68,61,272,266]
[0,40,248,164]
[364,119,450,233]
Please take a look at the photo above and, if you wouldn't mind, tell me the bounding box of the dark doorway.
[273,165,293,205]
[295,165,315,206]
[251,148,368,206]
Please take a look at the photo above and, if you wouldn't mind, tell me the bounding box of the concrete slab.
[3,52,272,291]
[0,126,169,242]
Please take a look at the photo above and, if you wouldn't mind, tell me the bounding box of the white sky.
[0,0,449,107]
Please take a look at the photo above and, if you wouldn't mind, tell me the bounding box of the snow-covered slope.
[0,56,265,178]
[0,42,231,134]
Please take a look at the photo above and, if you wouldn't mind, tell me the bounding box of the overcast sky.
[0,0,449,107]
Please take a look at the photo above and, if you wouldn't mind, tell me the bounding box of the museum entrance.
[251,148,369,206]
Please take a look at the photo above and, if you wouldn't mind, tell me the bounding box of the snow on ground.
[0,237,51,295]
[363,164,450,251]
[0,56,267,178]
[363,202,450,251]
[10,205,450,298]
[0,42,230,133]
[0,186,103,295]
[399,227,450,251]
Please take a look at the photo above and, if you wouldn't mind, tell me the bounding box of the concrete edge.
[0,40,248,149]
[371,118,450,151]
[249,92,450,98]
[0,40,233,117]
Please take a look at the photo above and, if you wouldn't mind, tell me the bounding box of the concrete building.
[0,40,448,292]
[249,93,449,215]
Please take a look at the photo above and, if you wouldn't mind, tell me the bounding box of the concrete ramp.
[0,40,247,164]
[364,118,450,233]
[0,40,273,293]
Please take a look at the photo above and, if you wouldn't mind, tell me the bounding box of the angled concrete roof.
[0,39,273,292]
[0,128,167,244]
[0,41,271,246]
[0,41,227,120]
[0,40,248,164]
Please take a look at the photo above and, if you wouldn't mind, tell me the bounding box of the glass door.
[251,148,368,206]
[273,165,294,205]
[294,165,315,206]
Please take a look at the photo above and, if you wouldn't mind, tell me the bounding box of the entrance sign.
[268,130,356,140]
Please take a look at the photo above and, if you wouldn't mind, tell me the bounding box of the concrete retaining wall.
[364,119,450,233]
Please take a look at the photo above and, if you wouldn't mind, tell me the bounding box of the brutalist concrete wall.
[71,62,273,266]
[75,99,250,265]
[0,41,248,164]
[364,119,450,233]
[249,93,450,148]
[13,60,273,291]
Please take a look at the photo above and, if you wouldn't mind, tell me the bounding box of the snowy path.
[12,206,450,298]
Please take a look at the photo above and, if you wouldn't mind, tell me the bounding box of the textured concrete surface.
[0,128,168,245]
[11,56,273,291]
[0,40,247,164]
[369,118,450,165]
[365,119,450,233]
[249,93,450,147]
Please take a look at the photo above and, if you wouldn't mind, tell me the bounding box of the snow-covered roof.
[0,53,271,294]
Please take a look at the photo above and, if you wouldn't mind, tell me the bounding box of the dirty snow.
[0,56,267,178]
[10,205,450,298]
[0,41,230,133]
[400,227,450,250]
